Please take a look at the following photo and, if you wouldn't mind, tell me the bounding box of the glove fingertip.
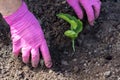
[13,49,20,57]
[93,1,101,19]
[40,40,52,68]
[22,54,30,64]
[31,57,39,68]
[31,48,40,68]
[45,61,53,68]
[78,14,83,20]
[67,0,83,20]
[89,21,94,26]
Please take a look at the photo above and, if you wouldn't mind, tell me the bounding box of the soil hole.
[105,55,113,60]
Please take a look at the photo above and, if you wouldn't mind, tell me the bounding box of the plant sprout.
[57,13,83,52]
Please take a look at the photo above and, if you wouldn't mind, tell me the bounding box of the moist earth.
[0,0,120,80]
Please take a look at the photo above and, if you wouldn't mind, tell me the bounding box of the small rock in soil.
[104,71,112,78]
[61,60,69,66]
[22,66,29,72]
[49,69,53,74]
[72,58,77,62]
[73,66,79,73]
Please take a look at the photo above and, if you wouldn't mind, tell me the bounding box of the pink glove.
[67,0,101,25]
[3,2,52,68]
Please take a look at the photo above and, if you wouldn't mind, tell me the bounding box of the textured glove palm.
[67,0,101,25]
[4,2,52,68]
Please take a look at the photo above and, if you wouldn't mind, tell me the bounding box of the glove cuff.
[3,1,28,25]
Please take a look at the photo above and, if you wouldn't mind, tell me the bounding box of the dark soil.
[0,0,120,80]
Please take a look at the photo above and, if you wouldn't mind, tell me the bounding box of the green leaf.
[57,13,72,24]
[64,30,77,39]
[60,14,82,32]
[60,13,74,20]
[75,20,83,34]
[57,13,77,30]
[70,20,77,30]
[61,14,78,30]
[69,16,83,33]
[57,13,83,52]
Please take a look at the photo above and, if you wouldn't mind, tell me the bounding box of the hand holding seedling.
[57,13,83,52]
[67,0,101,26]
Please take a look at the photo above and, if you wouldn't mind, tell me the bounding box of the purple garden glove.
[67,0,101,26]
[3,2,52,68]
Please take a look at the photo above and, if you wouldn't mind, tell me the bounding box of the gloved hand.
[3,2,52,68]
[67,0,101,26]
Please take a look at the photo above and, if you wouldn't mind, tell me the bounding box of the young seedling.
[57,13,83,52]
